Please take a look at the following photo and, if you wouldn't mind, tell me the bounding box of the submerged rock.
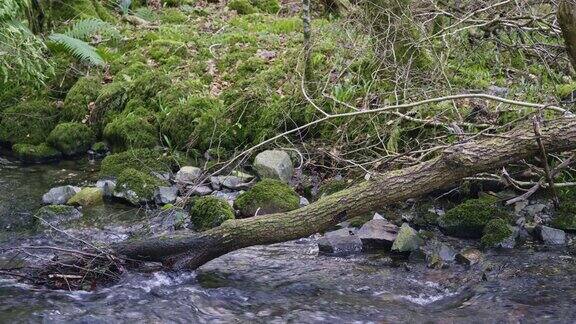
[35,205,82,230]
[253,150,294,183]
[535,226,566,245]
[317,228,363,255]
[42,185,81,205]
[67,187,104,207]
[175,166,202,184]
[392,223,422,252]
[154,186,178,205]
[357,219,398,250]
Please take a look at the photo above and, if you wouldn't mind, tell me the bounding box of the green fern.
[48,33,104,66]
[65,18,120,41]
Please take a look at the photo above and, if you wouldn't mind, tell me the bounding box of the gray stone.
[357,219,398,250]
[230,170,254,181]
[299,196,310,207]
[392,223,422,252]
[455,248,483,266]
[96,179,116,197]
[192,185,213,196]
[42,185,81,205]
[218,176,251,190]
[438,243,456,262]
[253,150,294,183]
[373,213,385,220]
[175,166,202,184]
[212,190,243,206]
[317,228,362,255]
[536,226,566,245]
[154,186,178,205]
[497,226,519,249]
[35,205,82,230]
[488,85,509,97]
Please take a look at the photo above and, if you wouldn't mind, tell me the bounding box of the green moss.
[556,82,576,98]
[103,111,158,151]
[12,143,62,163]
[438,196,510,238]
[99,148,181,177]
[61,77,102,122]
[148,40,188,65]
[67,187,104,206]
[91,141,109,153]
[47,122,94,156]
[228,0,258,14]
[159,8,188,23]
[253,0,280,14]
[234,179,299,217]
[0,100,58,145]
[116,168,167,201]
[481,218,513,248]
[189,196,235,230]
[551,202,576,231]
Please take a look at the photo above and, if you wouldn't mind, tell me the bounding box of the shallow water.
[1,153,576,323]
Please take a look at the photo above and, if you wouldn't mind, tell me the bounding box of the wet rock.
[192,185,213,196]
[426,243,456,268]
[175,166,202,184]
[35,205,82,230]
[392,223,422,252]
[317,228,363,255]
[212,190,243,206]
[42,185,81,205]
[96,179,116,197]
[154,186,178,205]
[408,248,427,263]
[253,150,294,183]
[535,226,566,245]
[213,175,251,190]
[481,219,517,249]
[67,187,104,207]
[357,219,398,250]
[299,196,310,207]
[455,248,483,266]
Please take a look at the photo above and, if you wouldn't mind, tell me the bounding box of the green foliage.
[61,76,103,122]
[99,148,181,177]
[481,218,513,248]
[438,196,510,238]
[103,110,158,151]
[64,18,119,41]
[12,143,62,163]
[116,168,167,201]
[551,202,576,231]
[159,8,188,23]
[0,100,58,145]
[228,0,257,15]
[148,39,188,65]
[556,82,576,98]
[234,179,299,217]
[189,196,235,230]
[253,0,280,14]
[47,122,95,156]
[48,33,104,66]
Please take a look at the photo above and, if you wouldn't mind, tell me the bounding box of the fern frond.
[0,0,28,22]
[65,18,120,41]
[48,33,104,66]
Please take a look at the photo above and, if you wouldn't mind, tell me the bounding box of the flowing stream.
[1,152,576,323]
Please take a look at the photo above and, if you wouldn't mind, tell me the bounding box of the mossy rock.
[103,111,158,152]
[551,202,576,231]
[438,196,510,238]
[47,122,95,156]
[12,143,62,164]
[67,187,104,207]
[99,148,182,178]
[0,100,58,145]
[148,40,188,64]
[61,76,102,122]
[228,0,258,14]
[481,218,513,248]
[234,179,299,217]
[34,205,82,230]
[189,196,235,230]
[91,141,109,154]
[116,168,168,203]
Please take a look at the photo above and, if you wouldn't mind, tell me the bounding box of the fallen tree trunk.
[113,117,576,269]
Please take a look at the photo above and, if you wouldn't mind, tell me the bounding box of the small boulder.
[96,179,116,197]
[234,179,299,217]
[253,150,294,183]
[438,196,510,238]
[392,223,422,252]
[212,190,243,206]
[455,248,483,266]
[317,228,363,255]
[175,166,202,184]
[426,243,456,269]
[154,186,178,205]
[535,225,566,245]
[35,205,82,230]
[299,196,310,207]
[189,196,235,231]
[42,185,81,205]
[481,218,517,249]
[192,185,213,196]
[357,219,398,250]
[67,187,104,207]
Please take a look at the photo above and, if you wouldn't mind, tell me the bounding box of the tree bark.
[113,117,576,270]
[559,0,576,70]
